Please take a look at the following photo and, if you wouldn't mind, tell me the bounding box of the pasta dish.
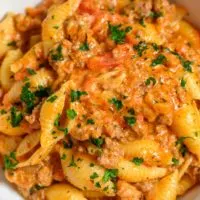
[0,0,200,199]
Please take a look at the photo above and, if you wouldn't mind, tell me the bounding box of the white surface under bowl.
[0,0,200,200]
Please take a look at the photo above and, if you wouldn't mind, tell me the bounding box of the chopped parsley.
[29,184,45,195]
[4,152,18,170]
[145,77,156,86]
[63,139,73,149]
[68,155,77,167]
[50,44,64,61]
[27,68,36,75]
[102,169,118,183]
[109,98,123,110]
[149,11,163,19]
[182,60,193,73]
[60,153,67,160]
[134,41,147,57]
[152,43,159,51]
[170,50,193,72]
[90,163,95,167]
[90,137,105,148]
[20,82,36,113]
[139,18,146,27]
[128,108,135,115]
[70,90,88,102]
[87,119,95,125]
[54,114,69,135]
[34,86,51,98]
[66,109,77,120]
[151,54,167,67]
[0,109,7,115]
[53,25,59,29]
[7,41,17,47]
[10,107,23,127]
[175,137,193,146]
[54,114,61,127]
[124,116,136,126]
[108,23,132,44]
[79,42,90,51]
[90,172,99,180]
[172,157,179,166]
[181,78,186,88]
[95,182,101,188]
[47,95,57,103]
[175,137,193,156]
[132,157,144,166]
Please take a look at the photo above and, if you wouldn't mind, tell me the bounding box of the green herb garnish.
[60,153,67,160]
[151,54,167,67]
[109,98,123,110]
[54,113,61,127]
[108,23,132,44]
[70,90,88,102]
[172,157,179,166]
[79,42,90,51]
[47,95,57,102]
[20,82,36,113]
[66,109,77,120]
[34,86,51,98]
[10,107,23,127]
[132,157,144,166]
[181,78,186,88]
[0,109,7,115]
[29,184,45,195]
[90,172,99,180]
[90,137,105,148]
[152,43,159,51]
[145,77,156,86]
[95,182,101,188]
[149,11,163,19]
[124,116,136,126]
[27,68,36,75]
[7,41,17,47]
[139,18,146,27]
[4,152,18,170]
[87,119,95,125]
[102,169,118,183]
[134,41,147,57]
[128,108,135,115]
[68,155,77,167]
[50,44,64,61]
[53,25,59,29]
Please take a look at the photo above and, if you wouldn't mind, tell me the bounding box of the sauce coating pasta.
[0,0,200,199]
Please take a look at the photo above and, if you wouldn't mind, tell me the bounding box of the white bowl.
[0,0,199,199]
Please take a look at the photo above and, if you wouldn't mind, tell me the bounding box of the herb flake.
[66,109,77,120]
[109,98,123,110]
[10,107,23,127]
[108,23,132,44]
[132,157,144,166]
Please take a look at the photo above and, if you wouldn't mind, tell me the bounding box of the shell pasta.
[0,0,200,200]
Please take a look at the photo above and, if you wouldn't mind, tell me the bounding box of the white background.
[0,0,199,200]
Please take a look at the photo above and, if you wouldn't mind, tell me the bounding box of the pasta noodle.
[45,184,87,200]
[120,139,172,166]
[147,170,179,200]
[0,49,23,91]
[0,0,200,199]
[60,147,116,196]
[117,159,167,182]
[172,103,200,160]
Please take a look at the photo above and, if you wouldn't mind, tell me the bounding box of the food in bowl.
[0,0,200,199]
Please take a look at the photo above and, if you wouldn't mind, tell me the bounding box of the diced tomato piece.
[79,0,97,14]
[87,53,121,71]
